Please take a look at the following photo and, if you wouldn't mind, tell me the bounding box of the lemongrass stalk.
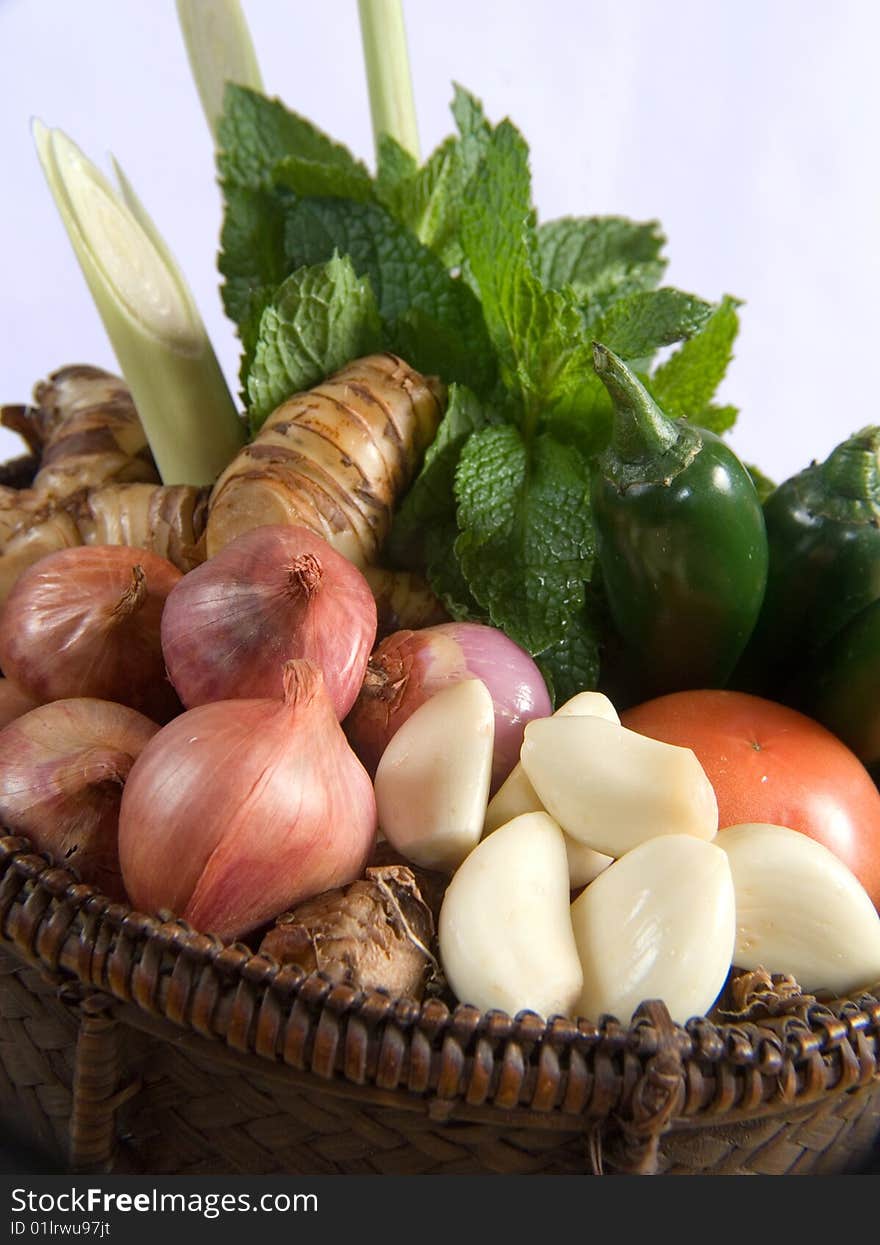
[358,0,420,162]
[176,0,263,141]
[34,122,245,486]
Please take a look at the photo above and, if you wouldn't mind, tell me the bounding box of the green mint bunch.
[216,83,741,701]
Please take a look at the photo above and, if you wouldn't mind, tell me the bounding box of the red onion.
[0,678,38,728]
[345,622,552,791]
[118,660,377,942]
[0,545,182,721]
[0,698,159,900]
[161,525,377,719]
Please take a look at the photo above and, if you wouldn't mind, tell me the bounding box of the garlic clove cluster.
[438,812,583,1020]
[485,690,617,888]
[717,822,880,995]
[374,678,495,872]
[383,680,880,1028]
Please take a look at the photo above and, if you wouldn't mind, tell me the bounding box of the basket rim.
[1,832,878,1141]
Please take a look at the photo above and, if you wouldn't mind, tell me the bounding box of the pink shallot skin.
[0,546,182,721]
[161,525,377,720]
[0,698,159,901]
[0,678,38,729]
[118,662,377,942]
[344,622,552,792]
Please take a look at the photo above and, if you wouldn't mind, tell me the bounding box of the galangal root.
[0,365,208,603]
[1,356,449,632]
[206,353,445,567]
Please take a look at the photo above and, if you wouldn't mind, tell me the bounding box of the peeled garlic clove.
[717,822,880,995]
[374,678,494,872]
[484,691,619,835]
[521,716,718,856]
[439,811,583,1019]
[565,838,614,889]
[571,835,736,1025]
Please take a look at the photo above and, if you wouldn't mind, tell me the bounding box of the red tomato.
[621,689,880,909]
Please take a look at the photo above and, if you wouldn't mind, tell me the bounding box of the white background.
[1,0,878,485]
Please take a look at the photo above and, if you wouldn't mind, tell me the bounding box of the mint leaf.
[272,155,374,202]
[391,306,496,398]
[282,197,494,390]
[388,385,494,567]
[426,523,488,622]
[375,134,419,201]
[219,183,291,325]
[589,288,714,362]
[536,607,601,705]
[650,295,741,420]
[376,87,493,268]
[699,404,738,435]
[451,84,493,158]
[538,216,666,303]
[454,426,594,653]
[460,120,606,436]
[237,283,277,399]
[376,134,458,252]
[218,85,368,190]
[245,254,382,431]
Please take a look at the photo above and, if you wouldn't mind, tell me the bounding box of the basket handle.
[602,1000,687,1176]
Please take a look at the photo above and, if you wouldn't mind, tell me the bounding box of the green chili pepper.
[795,597,880,782]
[590,343,768,701]
[733,426,880,697]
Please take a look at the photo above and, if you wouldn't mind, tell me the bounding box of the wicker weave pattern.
[1,835,879,1175]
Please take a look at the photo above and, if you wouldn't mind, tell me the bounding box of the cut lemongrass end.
[33,121,245,487]
[176,0,263,141]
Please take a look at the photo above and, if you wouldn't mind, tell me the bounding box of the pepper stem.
[820,426,880,506]
[592,342,679,462]
[593,341,702,488]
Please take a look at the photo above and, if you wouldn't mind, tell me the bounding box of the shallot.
[161,525,377,719]
[0,545,182,720]
[0,698,159,900]
[345,621,551,790]
[0,678,38,729]
[118,660,377,941]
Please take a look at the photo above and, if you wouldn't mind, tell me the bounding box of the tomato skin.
[620,689,880,909]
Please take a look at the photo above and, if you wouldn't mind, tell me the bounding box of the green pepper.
[590,343,768,702]
[795,597,880,783]
[733,426,880,697]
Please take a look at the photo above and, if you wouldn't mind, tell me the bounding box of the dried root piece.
[711,966,816,1022]
[259,864,440,1001]
[206,354,445,566]
[366,838,449,924]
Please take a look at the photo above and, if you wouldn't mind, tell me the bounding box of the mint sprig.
[217,82,744,701]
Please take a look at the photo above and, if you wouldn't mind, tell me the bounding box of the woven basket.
[1,833,878,1177]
